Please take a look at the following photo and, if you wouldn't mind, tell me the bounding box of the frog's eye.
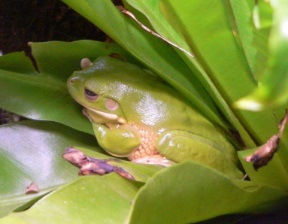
[84,88,99,101]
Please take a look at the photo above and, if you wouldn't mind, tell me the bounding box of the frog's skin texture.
[67,56,241,177]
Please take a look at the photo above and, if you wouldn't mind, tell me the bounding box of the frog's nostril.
[69,77,79,83]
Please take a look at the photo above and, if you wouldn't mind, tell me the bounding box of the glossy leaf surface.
[236,0,288,109]
[0,120,101,217]
[127,161,288,224]
[0,175,142,224]
[0,121,160,218]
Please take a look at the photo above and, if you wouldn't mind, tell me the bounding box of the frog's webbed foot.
[63,147,134,180]
[132,155,174,167]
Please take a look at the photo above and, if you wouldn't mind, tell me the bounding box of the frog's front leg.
[92,123,141,157]
[156,130,242,177]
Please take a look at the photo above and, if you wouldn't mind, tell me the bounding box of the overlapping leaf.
[0,120,101,217]
[127,162,288,224]
[158,0,288,151]
[0,121,160,219]
[236,0,288,109]
[0,175,142,224]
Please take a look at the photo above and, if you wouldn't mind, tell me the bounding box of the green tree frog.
[67,56,241,177]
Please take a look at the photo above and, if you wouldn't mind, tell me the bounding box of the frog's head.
[67,57,130,125]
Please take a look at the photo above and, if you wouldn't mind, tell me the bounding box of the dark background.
[0,0,106,56]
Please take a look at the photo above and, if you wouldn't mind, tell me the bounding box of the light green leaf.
[30,40,139,81]
[0,121,160,218]
[0,52,36,75]
[159,0,288,149]
[235,0,288,110]
[0,120,102,217]
[225,0,257,74]
[0,175,142,224]
[127,161,288,224]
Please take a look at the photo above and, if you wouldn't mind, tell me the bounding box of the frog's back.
[86,56,208,131]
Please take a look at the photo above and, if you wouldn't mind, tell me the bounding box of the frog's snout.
[68,76,78,83]
[67,76,82,95]
[68,76,82,86]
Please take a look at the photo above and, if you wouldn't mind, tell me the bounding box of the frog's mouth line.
[86,107,126,124]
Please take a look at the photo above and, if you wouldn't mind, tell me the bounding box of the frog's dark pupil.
[84,88,97,97]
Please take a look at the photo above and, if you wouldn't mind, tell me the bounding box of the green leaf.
[0,175,142,224]
[159,0,288,149]
[0,52,36,75]
[127,161,288,224]
[235,0,288,109]
[224,0,257,74]
[157,0,255,147]
[160,0,255,101]
[30,40,139,81]
[0,121,160,218]
[0,120,102,217]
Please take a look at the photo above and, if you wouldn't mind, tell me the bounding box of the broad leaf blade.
[0,175,142,224]
[127,161,288,224]
[0,120,102,217]
[225,0,257,74]
[0,65,91,134]
[0,52,36,75]
[30,40,139,81]
[159,0,288,148]
[235,0,288,109]
[0,121,160,218]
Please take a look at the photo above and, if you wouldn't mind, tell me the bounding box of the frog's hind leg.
[156,130,242,178]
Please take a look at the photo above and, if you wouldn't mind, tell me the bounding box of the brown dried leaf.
[63,147,135,180]
[245,110,288,170]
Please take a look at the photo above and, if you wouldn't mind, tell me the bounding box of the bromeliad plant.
[1,0,288,223]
